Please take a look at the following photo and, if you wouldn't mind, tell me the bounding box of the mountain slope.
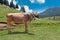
[39,7,60,18]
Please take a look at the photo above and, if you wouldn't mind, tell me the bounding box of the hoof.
[8,31,12,34]
[25,31,28,33]
[0,29,3,31]
[8,32,11,34]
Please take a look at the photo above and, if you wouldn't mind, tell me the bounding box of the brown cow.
[6,13,37,33]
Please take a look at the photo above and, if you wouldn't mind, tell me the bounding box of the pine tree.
[4,0,9,6]
[9,0,15,8]
[0,0,3,4]
[6,0,9,6]
[16,4,19,9]
[21,7,25,12]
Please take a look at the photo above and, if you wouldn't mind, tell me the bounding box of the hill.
[39,7,60,18]
[0,5,60,40]
[0,5,20,22]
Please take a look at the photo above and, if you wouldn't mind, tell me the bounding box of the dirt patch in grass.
[0,22,7,31]
[0,22,7,27]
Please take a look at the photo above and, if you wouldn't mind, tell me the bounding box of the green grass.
[0,5,60,40]
[44,16,60,20]
[0,5,20,22]
[0,19,60,40]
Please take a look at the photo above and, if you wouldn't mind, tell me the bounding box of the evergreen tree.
[9,0,15,8]
[4,0,9,6]
[6,0,9,6]
[21,7,25,12]
[16,4,19,9]
[0,0,3,4]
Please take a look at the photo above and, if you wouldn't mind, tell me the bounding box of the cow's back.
[7,13,34,24]
[7,13,26,24]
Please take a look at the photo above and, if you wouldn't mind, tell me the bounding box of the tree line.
[0,0,29,12]
[0,0,19,9]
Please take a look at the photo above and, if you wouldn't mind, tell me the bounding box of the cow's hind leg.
[7,19,13,33]
[24,22,28,33]
[7,22,12,33]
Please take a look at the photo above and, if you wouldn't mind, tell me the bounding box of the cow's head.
[30,12,38,20]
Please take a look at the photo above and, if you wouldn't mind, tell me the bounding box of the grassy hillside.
[0,5,60,40]
[0,5,20,22]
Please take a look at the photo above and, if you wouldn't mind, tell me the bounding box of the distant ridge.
[39,7,60,18]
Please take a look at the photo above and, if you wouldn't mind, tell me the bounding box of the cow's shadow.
[8,32,35,35]
[0,32,34,36]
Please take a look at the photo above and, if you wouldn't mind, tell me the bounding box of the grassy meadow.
[0,5,20,22]
[0,5,60,40]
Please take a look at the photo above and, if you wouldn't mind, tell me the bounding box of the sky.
[7,0,60,13]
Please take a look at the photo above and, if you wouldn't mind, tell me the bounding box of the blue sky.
[16,0,60,12]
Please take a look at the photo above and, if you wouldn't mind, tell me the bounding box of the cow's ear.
[34,12,38,16]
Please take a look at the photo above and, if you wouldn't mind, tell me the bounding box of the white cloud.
[24,5,29,12]
[16,5,21,11]
[24,5,33,14]
[37,0,45,3]
[30,0,35,3]
[7,0,21,11]
[30,0,45,4]
[29,10,33,13]
[13,0,17,5]
[7,0,11,5]
[7,0,17,5]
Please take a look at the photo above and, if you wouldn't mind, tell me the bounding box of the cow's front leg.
[24,22,28,33]
[7,21,12,33]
